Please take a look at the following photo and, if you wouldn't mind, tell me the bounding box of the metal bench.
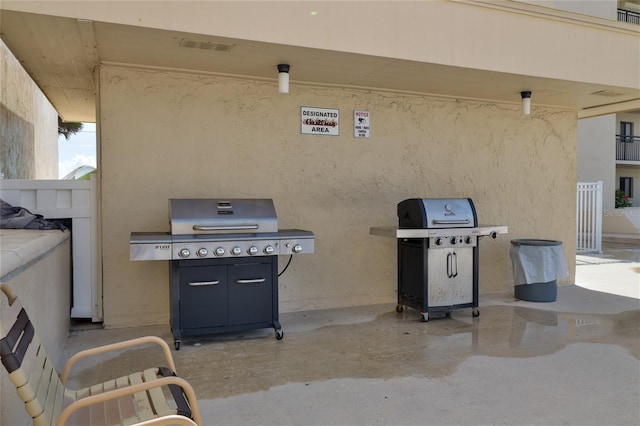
[1,283,202,425]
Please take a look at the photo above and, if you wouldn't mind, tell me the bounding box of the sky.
[58,122,97,178]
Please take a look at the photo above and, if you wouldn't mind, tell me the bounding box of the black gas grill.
[130,199,314,349]
[371,198,507,321]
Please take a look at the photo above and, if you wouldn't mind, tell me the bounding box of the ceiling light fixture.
[520,91,532,115]
[278,64,290,94]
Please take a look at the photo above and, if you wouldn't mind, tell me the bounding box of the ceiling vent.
[179,39,233,52]
[590,90,626,97]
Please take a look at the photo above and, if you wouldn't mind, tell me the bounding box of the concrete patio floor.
[60,241,640,425]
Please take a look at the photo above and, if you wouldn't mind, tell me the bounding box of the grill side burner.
[129,198,314,349]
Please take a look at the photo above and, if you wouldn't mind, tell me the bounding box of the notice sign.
[354,110,370,138]
[301,106,340,136]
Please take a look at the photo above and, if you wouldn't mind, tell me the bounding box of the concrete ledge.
[0,228,70,280]
[603,207,640,236]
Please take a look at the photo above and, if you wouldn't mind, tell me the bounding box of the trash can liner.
[510,242,568,285]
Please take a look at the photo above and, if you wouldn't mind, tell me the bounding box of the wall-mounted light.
[278,64,290,94]
[520,91,532,115]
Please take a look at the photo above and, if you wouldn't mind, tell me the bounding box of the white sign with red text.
[301,106,340,136]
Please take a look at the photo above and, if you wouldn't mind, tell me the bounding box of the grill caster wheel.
[472,308,480,318]
[396,304,404,313]
[421,312,429,322]
[275,330,284,340]
[174,341,181,350]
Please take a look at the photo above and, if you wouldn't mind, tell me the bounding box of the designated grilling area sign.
[301,106,340,136]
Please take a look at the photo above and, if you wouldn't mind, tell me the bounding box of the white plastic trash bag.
[510,240,569,285]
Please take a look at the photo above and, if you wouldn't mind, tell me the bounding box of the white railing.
[0,176,101,321]
[576,181,602,253]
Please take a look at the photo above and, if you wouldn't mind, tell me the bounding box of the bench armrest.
[60,336,176,384]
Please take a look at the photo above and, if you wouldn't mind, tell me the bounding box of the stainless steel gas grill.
[130,199,314,349]
[370,198,507,322]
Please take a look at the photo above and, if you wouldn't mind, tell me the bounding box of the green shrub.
[615,189,632,208]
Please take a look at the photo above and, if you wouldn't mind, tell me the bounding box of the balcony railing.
[616,135,640,161]
[618,9,640,24]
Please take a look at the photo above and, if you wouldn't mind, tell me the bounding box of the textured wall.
[0,40,58,179]
[99,66,576,328]
[577,115,616,209]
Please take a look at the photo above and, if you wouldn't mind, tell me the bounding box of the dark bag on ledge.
[0,199,67,231]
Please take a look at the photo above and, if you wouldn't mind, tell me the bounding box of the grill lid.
[398,198,477,229]
[170,199,278,235]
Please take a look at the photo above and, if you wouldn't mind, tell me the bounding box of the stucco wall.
[99,65,576,328]
[0,40,58,179]
[577,114,616,209]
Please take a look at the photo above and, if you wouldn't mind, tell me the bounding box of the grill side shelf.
[369,225,508,239]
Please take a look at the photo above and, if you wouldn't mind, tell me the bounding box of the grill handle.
[432,219,471,225]
[188,280,220,286]
[192,224,259,231]
[446,253,459,278]
[236,278,266,284]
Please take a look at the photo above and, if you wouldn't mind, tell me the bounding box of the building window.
[620,177,634,198]
[620,122,633,142]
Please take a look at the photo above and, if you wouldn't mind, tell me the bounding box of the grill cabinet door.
[427,248,473,307]
[448,249,474,305]
[228,262,273,325]
[179,265,228,329]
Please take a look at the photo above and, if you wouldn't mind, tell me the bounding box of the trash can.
[509,239,569,302]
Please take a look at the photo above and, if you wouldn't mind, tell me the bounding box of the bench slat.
[115,375,138,425]
[143,368,174,417]
[10,336,43,393]
[128,372,155,422]
[102,378,124,425]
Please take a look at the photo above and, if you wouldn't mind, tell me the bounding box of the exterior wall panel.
[0,40,58,179]
[99,65,577,328]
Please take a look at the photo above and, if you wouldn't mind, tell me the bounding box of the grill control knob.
[464,236,472,245]
[435,238,443,246]
[214,247,225,257]
[292,244,303,254]
[450,237,457,245]
[197,248,208,257]
[179,248,191,258]
[264,245,275,255]
[231,246,242,256]
[247,246,258,256]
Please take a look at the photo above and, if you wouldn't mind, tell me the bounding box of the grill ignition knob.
[247,246,258,256]
[179,248,191,258]
[231,247,242,256]
[264,245,275,255]
[292,244,303,254]
[197,248,208,257]
[214,247,225,257]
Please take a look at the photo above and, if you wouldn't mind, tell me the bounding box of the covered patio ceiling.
[1,9,639,123]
